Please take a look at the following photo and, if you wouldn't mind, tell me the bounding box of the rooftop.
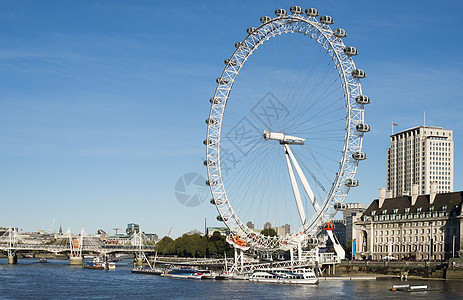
[363,191,463,217]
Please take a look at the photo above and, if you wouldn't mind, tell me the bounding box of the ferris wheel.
[205,6,370,251]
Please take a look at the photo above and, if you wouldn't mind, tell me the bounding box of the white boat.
[105,262,116,271]
[249,268,319,284]
[161,268,204,280]
[390,284,439,292]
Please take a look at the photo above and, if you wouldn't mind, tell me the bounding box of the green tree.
[261,228,277,237]
[155,236,174,254]
[155,233,234,258]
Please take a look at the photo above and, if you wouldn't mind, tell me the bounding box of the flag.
[392,123,398,126]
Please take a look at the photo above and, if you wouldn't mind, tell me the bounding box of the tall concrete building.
[387,126,453,197]
[126,223,140,236]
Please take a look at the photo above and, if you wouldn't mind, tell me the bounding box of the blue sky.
[1,0,462,237]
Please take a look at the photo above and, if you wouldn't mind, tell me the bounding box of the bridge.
[0,228,155,265]
[1,228,341,275]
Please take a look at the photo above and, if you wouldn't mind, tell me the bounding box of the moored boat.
[131,266,163,275]
[215,273,231,280]
[249,268,319,284]
[84,260,104,270]
[198,270,216,280]
[161,268,204,280]
[83,258,115,270]
[390,285,439,292]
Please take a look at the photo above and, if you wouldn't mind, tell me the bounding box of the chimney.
[379,188,386,208]
[411,184,419,206]
[430,181,437,204]
[386,190,393,199]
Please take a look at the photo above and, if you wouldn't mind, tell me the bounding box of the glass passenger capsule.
[305,8,319,17]
[224,59,237,66]
[352,69,366,78]
[355,95,370,105]
[319,15,334,24]
[343,46,358,56]
[217,215,228,222]
[210,97,221,105]
[206,180,218,186]
[323,222,335,230]
[260,16,271,23]
[205,118,218,125]
[216,77,229,84]
[333,28,347,38]
[246,27,256,35]
[356,123,371,132]
[290,6,303,14]
[203,139,216,146]
[307,237,319,245]
[275,9,287,17]
[234,42,248,49]
[334,202,347,210]
[345,178,359,187]
[352,151,367,160]
[210,198,223,205]
[203,160,216,167]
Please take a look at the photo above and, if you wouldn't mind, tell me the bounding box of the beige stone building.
[344,203,367,246]
[353,187,462,261]
[387,126,453,198]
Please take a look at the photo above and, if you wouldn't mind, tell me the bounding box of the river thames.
[1,259,463,299]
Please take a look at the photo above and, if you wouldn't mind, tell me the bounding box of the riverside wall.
[334,259,463,279]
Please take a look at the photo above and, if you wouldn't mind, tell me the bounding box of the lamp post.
[453,235,456,259]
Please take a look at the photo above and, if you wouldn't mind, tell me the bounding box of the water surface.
[1,259,462,299]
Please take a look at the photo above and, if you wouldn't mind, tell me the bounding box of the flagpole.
[392,122,394,135]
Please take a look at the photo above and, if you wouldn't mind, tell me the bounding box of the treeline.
[155,231,234,258]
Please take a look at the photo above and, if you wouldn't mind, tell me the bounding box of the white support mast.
[265,130,321,226]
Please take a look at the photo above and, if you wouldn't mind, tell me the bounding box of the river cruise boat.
[249,268,319,284]
[84,258,115,270]
[131,266,163,276]
[161,268,204,280]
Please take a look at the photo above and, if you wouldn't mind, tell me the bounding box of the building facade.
[354,188,463,261]
[344,203,367,245]
[273,224,291,236]
[386,126,453,197]
[126,223,140,236]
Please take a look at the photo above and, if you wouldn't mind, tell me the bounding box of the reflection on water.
[0,259,462,299]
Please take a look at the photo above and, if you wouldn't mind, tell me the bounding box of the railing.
[230,252,339,274]
[0,243,155,254]
[0,228,156,256]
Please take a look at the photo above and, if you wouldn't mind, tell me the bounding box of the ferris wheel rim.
[205,8,367,251]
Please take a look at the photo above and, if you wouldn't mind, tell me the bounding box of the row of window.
[364,211,451,221]
[375,227,456,236]
[373,244,447,254]
[375,235,446,244]
[371,206,446,216]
